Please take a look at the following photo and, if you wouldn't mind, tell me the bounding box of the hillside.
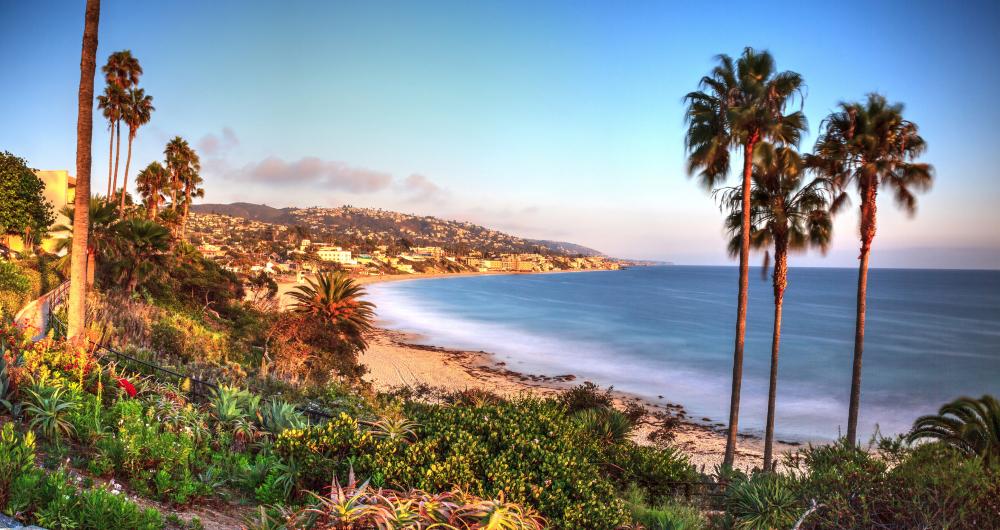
[191,202,603,256]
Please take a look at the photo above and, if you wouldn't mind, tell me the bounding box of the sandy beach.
[279,270,796,471]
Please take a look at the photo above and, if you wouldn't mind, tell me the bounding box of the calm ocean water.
[366,266,1000,441]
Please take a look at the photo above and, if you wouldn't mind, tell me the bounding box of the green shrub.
[560,381,614,413]
[626,485,708,530]
[725,473,800,530]
[610,443,699,505]
[574,406,634,444]
[0,423,36,507]
[275,398,634,528]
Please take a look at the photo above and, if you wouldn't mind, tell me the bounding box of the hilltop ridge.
[191,202,603,257]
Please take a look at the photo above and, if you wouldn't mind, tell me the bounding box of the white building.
[316,246,356,265]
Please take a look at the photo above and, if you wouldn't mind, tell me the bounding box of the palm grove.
[685,48,938,469]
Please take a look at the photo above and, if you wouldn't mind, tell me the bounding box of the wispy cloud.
[197,127,239,156]
[235,156,394,193]
[398,173,447,202]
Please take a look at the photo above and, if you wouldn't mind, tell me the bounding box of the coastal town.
[186,208,625,282]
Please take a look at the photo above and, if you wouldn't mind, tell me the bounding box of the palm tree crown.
[289,272,375,348]
[102,50,142,90]
[720,145,833,260]
[684,47,807,189]
[908,395,1000,467]
[136,161,169,219]
[811,93,932,217]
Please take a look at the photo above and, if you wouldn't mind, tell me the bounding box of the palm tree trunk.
[106,126,114,197]
[764,239,788,470]
[68,0,100,341]
[723,135,758,468]
[121,132,133,211]
[111,120,121,199]
[181,185,192,239]
[847,186,877,445]
[86,249,96,287]
[147,186,158,220]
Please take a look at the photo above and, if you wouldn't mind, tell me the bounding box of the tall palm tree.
[811,94,933,445]
[68,0,100,341]
[289,271,375,350]
[165,137,199,213]
[96,84,125,198]
[136,161,169,219]
[684,47,807,466]
[179,170,203,239]
[100,50,142,199]
[120,87,154,211]
[719,144,832,469]
[908,395,1000,467]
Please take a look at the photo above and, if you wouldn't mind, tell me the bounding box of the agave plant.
[366,415,419,443]
[908,395,1000,467]
[23,386,77,443]
[724,473,799,530]
[289,469,545,529]
[260,397,307,435]
[209,385,259,423]
[574,407,634,445]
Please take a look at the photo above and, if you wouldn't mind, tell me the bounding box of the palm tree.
[288,271,375,349]
[120,87,154,211]
[96,84,125,197]
[719,144,832,469]
[68,0,100,341]
[811,94,933,445]
[908,395,1000,467]
[165,136,199,213]
[136,161,169,219]
[112,219,170,292]
[100,50,142,198]
[179,170,204,239]
[684,47,807,466]
[54,198,118,287]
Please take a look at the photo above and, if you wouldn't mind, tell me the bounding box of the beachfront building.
[410,246,445,259]
[316,245,356,265]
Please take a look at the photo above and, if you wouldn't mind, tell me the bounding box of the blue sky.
[2,0,999,267]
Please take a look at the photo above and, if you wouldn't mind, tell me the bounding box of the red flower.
[117,377,137,398]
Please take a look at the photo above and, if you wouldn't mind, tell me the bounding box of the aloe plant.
[24,386,77,443]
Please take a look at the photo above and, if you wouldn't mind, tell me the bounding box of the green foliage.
[10,467,163,530]
[259,397,306,435]
[610,443,699,506]
[0,423,35,507]
[725,473,799,530]
[271,398,692,527]
[560,381,614,413]
[908,394,1000,466]
[0,261,32,317]
[0,151,54,239]
[150,312,229,363]
[626,486,707,530]
[24,385,78,443]
[574,406,634,445]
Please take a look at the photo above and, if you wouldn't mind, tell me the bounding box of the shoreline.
[279,268,798,470]
[360,326,799,472]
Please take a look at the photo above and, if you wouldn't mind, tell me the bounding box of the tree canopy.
[0,151,55,240]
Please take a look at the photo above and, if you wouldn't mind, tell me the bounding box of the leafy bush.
[0,261,31,317]
[574,406,634,444]
[560,381,614,413]
[725,473,799,530]
[9,467,163,530]
[0,423,35,507]
[626,486,707,530]
[274,398,686,527]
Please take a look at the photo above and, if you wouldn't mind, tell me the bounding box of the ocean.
[365,266,1000,441]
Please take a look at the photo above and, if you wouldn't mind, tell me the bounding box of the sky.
[2,0,999,268]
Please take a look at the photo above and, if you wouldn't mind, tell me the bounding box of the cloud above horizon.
[236,156,394,192]
[197,127,239,156]
[399,173,447,202]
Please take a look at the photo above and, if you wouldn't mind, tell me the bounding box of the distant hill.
[191,203,604,257]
